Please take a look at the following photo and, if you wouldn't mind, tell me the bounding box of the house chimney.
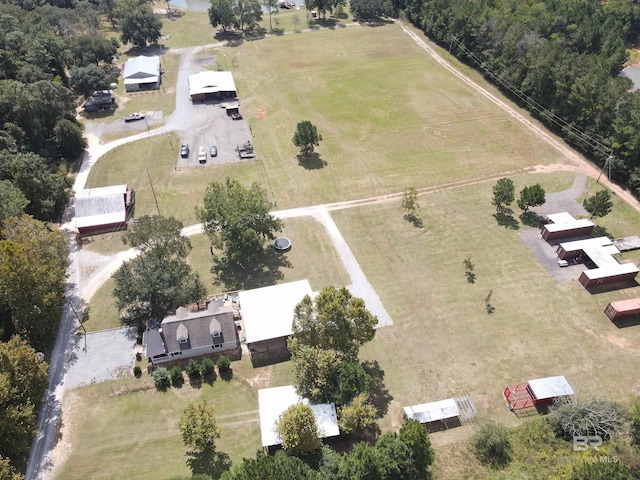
[176,306,188,319]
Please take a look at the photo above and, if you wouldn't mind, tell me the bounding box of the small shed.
[189,71,237,101]
[74,184,134,235]
[604,298,640,321]
[403,395,476,430]
[123,56,161,92]
[504,375,574,413]
[258,385,340,449]
[541,212,594,241]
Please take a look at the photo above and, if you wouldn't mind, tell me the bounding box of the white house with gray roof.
[123,55,161,92]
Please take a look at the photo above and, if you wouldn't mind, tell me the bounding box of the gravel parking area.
[176,100,253,167]
[519,174,590,282]
[64,327,137,390]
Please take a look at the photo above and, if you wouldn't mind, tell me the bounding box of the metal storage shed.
[541,212,594,241]
[258,385,339,449]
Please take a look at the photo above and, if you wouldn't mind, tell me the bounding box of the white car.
[198,146,206,164]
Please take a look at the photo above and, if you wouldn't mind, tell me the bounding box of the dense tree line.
[403,0,640,196]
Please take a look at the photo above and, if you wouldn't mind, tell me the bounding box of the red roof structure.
[504,376,574,414]
[604,298,640,321]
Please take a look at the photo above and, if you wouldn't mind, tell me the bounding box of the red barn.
[74,185,134,235]
[541,212,594,241]
[604,298,640,321]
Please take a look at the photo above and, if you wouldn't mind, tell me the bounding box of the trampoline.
[274,237,291,251]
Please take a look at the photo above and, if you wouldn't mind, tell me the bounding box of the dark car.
[180,144,190,158]
[210,145,218,157]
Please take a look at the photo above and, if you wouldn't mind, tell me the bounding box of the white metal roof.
[403,398,459,423]
[123,56,160,79]
[189,71,237,96]
[76,185,127,198]
[258,385,340,447]
[74,185,128,229]
[544,212,594,233]
[239,280,312,344]
[528,376,574,400]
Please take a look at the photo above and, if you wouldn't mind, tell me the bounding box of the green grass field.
[86,23,568,224]
[63,19,640,480]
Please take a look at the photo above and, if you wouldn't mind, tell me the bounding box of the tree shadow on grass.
[520,211,544,228]
[362,360,393,418]
[213,247,292,290]
[493,210,519,230]
[214,30,244,46]
[592,225,610,237]
[404,213,424,228]
[465,271,476,284]
[219,368,233,382]
[297,152,327,170]
[187,449,232,478]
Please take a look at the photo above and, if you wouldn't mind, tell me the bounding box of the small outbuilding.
[604,298,640,322]
[403,395,477,430]
[541,212,594,241]
[123,56,161,92]
[555,236,639,288]
[258,385,340,450]
[189,71,237,101]
[504,375,574,413]
[238,280,313,364]
[143,300,239,366]
[74,184,134,235]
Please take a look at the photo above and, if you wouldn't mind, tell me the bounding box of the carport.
[189,71,237,101]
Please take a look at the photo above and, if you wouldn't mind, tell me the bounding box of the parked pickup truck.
[180,144,190,158]
[123,112,145,123]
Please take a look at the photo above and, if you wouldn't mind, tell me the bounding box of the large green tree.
[0,180,28,225]
[583,189,613,219]
[196,177,282,269]
[112,216,206,328]
[0,335,48,469]
[399,419,435,479]
[274,403,322,456]
[0,215,68,350]
[177,401,229,477]
[208,0,236,32]
[234,0,262,31]
[120,5,162,47]
[220,451,317,480]
[291,345,341,403]
[517,184,546,213]
[491,178,515,213]
[292,120,322,157]
[290,286,377,361]
[69,65,110,98]
[350,0,391,21]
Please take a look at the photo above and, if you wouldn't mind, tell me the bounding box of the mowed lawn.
[332,171,640,442]
[52,363,268,480]
[84,216,350,332]
[86,23,569,224]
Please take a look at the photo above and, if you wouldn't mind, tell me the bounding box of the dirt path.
[397,21,640,214]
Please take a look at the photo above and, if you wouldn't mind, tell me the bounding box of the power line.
[448,36,614,163]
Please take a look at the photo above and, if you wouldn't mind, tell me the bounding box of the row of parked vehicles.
[181,144,217,164]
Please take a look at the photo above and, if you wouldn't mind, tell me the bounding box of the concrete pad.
[64,327,137,390]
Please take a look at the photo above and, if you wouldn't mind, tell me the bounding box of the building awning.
[528,376,574,400]
[403,398,459,423]
[124,76,159,85]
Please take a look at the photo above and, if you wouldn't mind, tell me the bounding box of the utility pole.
[70,304,87,352]
[596,153,612,184]
[146,167,161,216]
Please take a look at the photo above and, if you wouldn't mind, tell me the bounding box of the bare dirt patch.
[243,367,273,389]
[47,391,80,478]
